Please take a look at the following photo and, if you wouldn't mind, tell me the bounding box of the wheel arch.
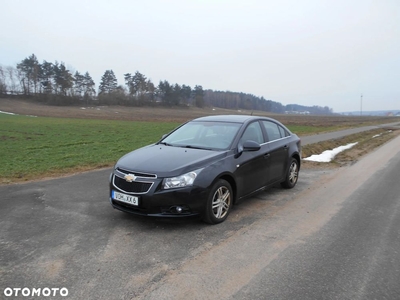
[292,152,301,170]
[218,174,237,204]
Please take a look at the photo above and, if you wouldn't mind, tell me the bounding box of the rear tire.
[281,158,299,189]
[203,179,233,224]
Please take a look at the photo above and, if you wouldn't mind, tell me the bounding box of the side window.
[261,121,282,141]
[240,122,264,144]
[278,125,289,137]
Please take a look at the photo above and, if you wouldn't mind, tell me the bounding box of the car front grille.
[113,175,153,194]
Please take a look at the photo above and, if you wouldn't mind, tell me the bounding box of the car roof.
[193,114,274,123]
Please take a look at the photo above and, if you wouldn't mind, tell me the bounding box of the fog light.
[176,206,183,213]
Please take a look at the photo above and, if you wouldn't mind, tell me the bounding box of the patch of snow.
[303,142,358,163]
[372,133,382,138]
[0,111,37,117]
[0,110,17,115]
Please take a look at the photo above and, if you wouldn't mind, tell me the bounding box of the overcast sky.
[1,0,399,112]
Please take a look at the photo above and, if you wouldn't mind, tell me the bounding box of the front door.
[235,121,269,198]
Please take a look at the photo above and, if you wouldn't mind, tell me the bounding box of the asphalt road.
[1,126,400,299]
[232,135,400,300]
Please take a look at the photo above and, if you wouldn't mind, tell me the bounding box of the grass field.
[1,113,325,183]
[0,114,179,183]
[1,99,399,184]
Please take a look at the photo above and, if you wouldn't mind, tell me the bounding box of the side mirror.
[243,140,261,151]
[235,140,261,158]
[161,134,167,139]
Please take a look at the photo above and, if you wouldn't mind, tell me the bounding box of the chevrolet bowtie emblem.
[124,174,137,182]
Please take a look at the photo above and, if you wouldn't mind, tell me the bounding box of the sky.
[1,0,399,113]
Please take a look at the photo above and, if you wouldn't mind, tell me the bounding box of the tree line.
[0,54,333,114]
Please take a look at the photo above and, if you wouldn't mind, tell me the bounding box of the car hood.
[116,144,227,177]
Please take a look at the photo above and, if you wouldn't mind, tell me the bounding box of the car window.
[261,121,284,141]
[168,122,202,143]
[162,121,241,150]
[278,125,290,137]
[240,122,264,144]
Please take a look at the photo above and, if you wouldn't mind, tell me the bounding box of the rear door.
[261,120,290,184]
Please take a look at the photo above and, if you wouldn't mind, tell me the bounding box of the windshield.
[160,121,242,150]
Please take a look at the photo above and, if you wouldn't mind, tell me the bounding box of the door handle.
[264,153,270,159]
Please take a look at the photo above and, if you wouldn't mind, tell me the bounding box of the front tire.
[281,158,299,189]
[203,179,233,224]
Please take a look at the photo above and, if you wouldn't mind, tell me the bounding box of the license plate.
[112,190,139,206]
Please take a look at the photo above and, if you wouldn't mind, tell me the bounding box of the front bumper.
[109,174,209,217]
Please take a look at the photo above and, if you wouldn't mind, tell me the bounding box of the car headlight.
[163,169,203,189]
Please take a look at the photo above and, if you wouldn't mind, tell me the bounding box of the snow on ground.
[303,142,358,162]
[0,110,37,117]
[0,110,17,115]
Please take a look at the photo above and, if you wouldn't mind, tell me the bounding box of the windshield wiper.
[158,141,173,146]
[183,145,213,150]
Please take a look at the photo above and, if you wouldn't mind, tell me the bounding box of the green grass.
[0,113,345,183]
[286,125,338,135]
[0,114,179,183]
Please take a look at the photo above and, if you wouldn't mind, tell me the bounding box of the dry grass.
[302,128,400,168]
[0,98,395,127]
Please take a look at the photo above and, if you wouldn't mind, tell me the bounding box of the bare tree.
[0,65,6,95]
[6,66,19,95]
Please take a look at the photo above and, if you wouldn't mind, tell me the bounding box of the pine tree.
[39,60,54,94]
[194,85,205,108]
[99,70,117,94]
[83,72,95,99]
[53,62,73,96]
[16,54,40,95]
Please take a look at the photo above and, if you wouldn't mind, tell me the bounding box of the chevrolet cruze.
[109,115,301,224]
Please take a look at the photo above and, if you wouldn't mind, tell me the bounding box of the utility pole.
[360,94,363,116]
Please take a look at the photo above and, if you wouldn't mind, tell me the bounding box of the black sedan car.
[109,115,301,224]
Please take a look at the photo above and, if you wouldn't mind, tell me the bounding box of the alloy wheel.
[288,161,298,185]
[211,186,231,219]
